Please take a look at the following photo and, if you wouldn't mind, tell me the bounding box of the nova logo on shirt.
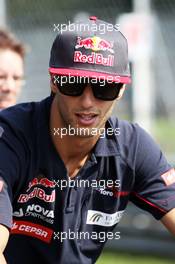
[86,210,124,227]
[13,204,54,218]
[26,204,54,218]
[13,204,54,224]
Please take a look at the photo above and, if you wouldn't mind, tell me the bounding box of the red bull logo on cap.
[74,51,114,67]
[75,36,114,54]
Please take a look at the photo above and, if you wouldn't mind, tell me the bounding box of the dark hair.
[0,28,26,59]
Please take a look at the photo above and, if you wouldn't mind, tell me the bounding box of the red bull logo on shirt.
[17,177,56,203]
[27,177,56,192]
[18,188,56,203]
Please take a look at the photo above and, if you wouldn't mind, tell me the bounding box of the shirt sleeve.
[0,122,26,228]
[129,124,175,220]
[0,177,12,229]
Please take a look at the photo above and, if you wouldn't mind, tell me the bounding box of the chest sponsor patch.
[11,220,53,243]
[86,210,124,227]
[18,188,55,203]
[13,204,54,225]
[161,168,175,186]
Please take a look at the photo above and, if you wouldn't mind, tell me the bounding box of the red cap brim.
[49,68,131,84]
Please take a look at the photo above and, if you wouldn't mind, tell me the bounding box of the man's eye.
[13,76,22,81]
[0,75,6,80]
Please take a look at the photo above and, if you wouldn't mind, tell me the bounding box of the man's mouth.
[75,113,98,126]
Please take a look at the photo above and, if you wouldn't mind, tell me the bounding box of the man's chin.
[74,133,96,138]
[68,126,104,138]
[0,102,10,109]
[0,99,15,109]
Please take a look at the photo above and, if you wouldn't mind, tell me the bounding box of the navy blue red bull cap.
[49,16,131,84]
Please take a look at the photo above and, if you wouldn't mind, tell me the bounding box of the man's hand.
[0,224,9,264]
[161,208,175,235]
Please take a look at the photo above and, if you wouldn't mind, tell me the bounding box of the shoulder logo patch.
[161,168,175,186]
[86,210,124,227]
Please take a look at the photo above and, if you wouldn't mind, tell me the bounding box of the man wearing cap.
[0,17,175,264]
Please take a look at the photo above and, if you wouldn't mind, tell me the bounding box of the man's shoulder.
[0,101,36,120]
[109,117,141,140]
[109,116,159,160]
[0,96,51,127]
[0,96,52,141]
[108,117,147,158]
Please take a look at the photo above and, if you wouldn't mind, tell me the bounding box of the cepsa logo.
[18,177,56,203]
[11,220,53,243]
[74,36,114,67]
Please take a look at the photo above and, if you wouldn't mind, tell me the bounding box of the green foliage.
[153,118,175,160]
[96,252,175,264]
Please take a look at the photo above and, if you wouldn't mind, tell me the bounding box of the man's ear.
[116,84,126,101]
[50,74,58,93]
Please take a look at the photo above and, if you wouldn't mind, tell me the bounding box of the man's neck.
[49,98,99,177]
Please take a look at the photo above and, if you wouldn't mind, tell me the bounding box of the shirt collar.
[93,118,120,157]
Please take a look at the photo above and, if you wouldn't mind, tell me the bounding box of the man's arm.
[0,225,9,264]
[0,177,13,264]
[161,208,175,235]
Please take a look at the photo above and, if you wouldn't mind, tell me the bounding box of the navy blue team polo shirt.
[0,95,175,264]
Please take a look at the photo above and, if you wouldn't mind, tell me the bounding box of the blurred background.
[0,0,175,263]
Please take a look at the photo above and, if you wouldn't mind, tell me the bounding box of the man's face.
[51,80,125,138]
[0,49,24,109]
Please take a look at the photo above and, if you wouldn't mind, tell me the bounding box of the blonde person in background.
[0,29,25,110]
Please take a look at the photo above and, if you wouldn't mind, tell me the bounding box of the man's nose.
[79,84,96,108]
